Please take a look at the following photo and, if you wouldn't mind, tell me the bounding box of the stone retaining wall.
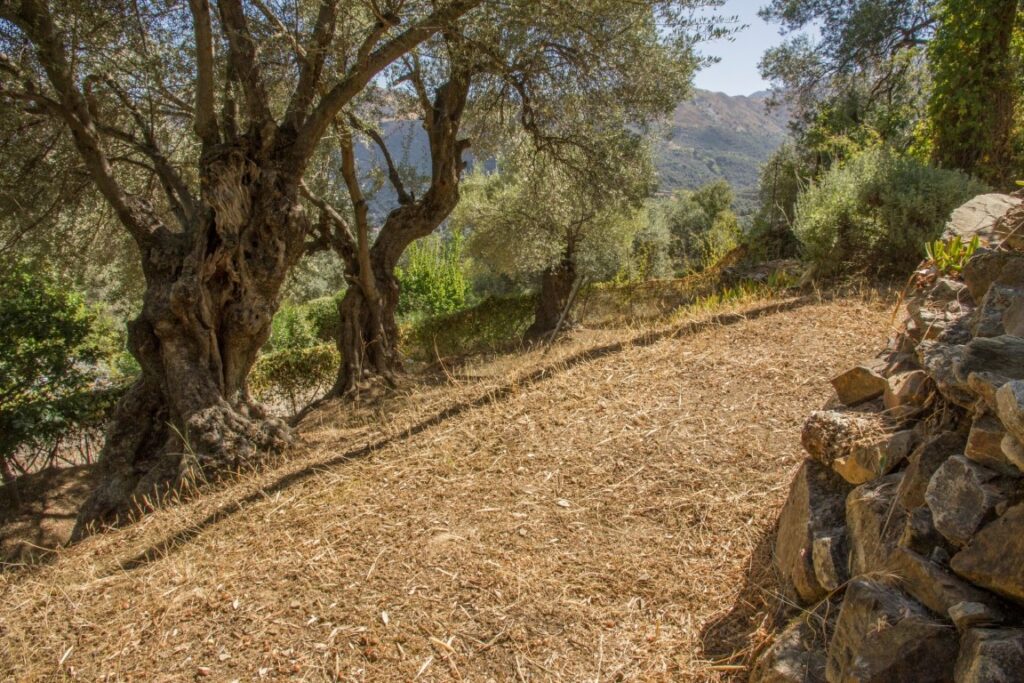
[753,194,1024,683]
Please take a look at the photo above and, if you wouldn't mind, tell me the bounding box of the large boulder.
[896,431,967,511]
[749,617,828,683]
[826,579,958,683]
[847,474,905,576]
[944,194,1021,246]
[955,628,1024,683]
[951,503,1024,606]
[775,460,852,604]
[926,456,1011,548]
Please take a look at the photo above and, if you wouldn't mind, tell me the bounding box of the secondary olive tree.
[0,0,482,534]
[455,137,654,338]
[303,0,721,392]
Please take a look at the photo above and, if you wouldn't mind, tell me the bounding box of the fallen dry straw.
[0,294,893,681]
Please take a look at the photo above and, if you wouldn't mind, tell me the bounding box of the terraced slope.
[0,295,890,682]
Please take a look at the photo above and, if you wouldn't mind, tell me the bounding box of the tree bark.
[73,145,303,537]
[527,255,577,340]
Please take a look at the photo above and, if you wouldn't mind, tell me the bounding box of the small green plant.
[924,234,980,275]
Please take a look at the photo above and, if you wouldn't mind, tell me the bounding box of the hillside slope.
[0,295,889,681]
[656,90,789,203]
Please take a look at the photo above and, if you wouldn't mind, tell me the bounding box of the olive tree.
[0,0,482,534]
[301,0,723,392]
[454,137,654,337]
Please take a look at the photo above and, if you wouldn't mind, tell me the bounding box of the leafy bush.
[304,294,342,342]
[793,148,987,277]
[396,233,469,319]
[0,262,114,480]
[404,294,536,360]
[267,303,317,351]
[249,344,339,415]
[925,235,980,276]
[658,180,741,273]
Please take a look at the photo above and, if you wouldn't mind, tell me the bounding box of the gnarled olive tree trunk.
[526,255,577,340]
[328,70,471,396]
[74,148,304,536]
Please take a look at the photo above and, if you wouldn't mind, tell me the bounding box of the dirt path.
[0,295,892,682]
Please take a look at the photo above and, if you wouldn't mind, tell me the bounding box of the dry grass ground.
[0,293,893,682]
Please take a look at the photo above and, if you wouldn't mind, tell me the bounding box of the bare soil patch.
[0,294,892,681]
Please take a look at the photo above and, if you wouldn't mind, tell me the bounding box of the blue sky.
[693,0,786,96]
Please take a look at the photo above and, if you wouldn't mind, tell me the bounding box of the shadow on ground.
[698,517,789,679]
[0,464,96,567]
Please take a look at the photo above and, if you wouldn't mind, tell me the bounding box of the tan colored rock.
[972,285,1023,338]
[949,602,1003,632]
[1003,297,1024,337]
[896,431,966,511]
[774,460,851,605]
[921,336,1024,410]
[966,415,1020,477]
[884,371,936,419]
[831,430,915,485]
[847,474,905,576]
[995,380,1024,445]
[898,506,952,558]
[952,503,1024,606]
[749,617,827,683]
[955,628,1024,683]
[1000,434,1024,472]
[826,579,958,683]
[812,532,847,593]
[926,456,1009,548]
[831,366,887,407]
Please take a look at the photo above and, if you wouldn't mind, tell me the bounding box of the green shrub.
[404,294,535,360]
[396,233,469,319]
[0,262,116,480]
[794,148,987,277]
[249,344,339,415]
[304,294,342,342]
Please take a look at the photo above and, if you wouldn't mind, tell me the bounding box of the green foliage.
[0,262,114,476]
[404,295,536,360]
[658,180,741,273]
[304,295,343,342]
[793,148,987,277]
[627,205,674,280]
[745,144,808,259]
[454,136,654,292]
[396,233,470,319]
[268,303,317,351]
[928,0,1020,185]
[249,344,339,416]
[924,235,980,276]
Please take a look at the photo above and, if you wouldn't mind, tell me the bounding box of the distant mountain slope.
[656,89,790,202]
[356,89,791,215]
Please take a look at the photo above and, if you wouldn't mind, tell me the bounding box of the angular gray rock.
[1000,433,1024,472]
[888,547,1005,620]
[898,506,952,558]
[774,460,852,605]
[847,474,905,576]
[921,336,1024,410]
[944,193,1021,245]
[896,431,967,511]
[826,579,958,683]
[961,251,1024,304]
[972,285,1022,338]
[749,617,827,683]
[926,456,1009,548]
[952,503,1024,606]
[812,532,847,593]
[949,602,1003,632]
[955,628,1024,683]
